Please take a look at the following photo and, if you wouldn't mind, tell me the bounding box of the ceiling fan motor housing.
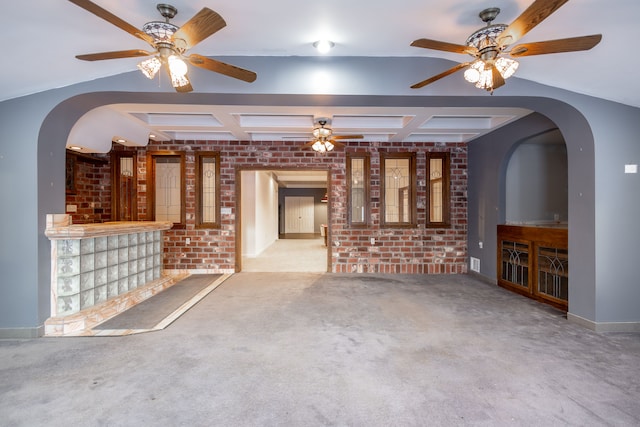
[156,4,178,20]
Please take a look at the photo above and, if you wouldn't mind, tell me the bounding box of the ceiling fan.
[410,0,602,93]
[68,0,257,93]
[301,119,363,153]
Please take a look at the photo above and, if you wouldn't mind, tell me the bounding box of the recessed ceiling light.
[313,40,335,54]
[149,133,157,139]
[114,138,126,143]
[69,146,82,151]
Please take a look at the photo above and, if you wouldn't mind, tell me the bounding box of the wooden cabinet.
[497,225,568,311]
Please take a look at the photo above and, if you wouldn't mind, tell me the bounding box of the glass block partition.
[46,216,173,317]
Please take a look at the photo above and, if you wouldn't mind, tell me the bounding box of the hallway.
[2,273,639,426]
[242,238,328,272]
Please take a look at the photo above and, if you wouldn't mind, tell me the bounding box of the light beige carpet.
[242,238,328,272]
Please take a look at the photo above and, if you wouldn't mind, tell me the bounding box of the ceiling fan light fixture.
[463,57,518,90]
[312,127,331,139]
[475,66,494,90]
[142,21,179,44]
[463,64,481,84]
[168,55,188,76]
[495,57,519,79]
[169,71,190,89]
[312,140,324,152]
[137,57,162,79]
[312,139,334,153]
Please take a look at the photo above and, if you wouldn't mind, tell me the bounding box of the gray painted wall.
[505,130,568,223]
[1,56,639,336]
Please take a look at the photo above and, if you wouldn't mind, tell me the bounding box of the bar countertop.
[45,214,173,239]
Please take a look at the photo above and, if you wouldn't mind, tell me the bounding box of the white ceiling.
[6,0,635,105]
[5,0,637,153]
[105,103,532,146]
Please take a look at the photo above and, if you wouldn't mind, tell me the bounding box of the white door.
[284,196,315,233]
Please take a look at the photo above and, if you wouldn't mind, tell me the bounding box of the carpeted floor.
[1,273,639,426]
[242,238,327,272]
[94,274,222,330]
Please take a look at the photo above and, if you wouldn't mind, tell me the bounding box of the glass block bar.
[52,229,166,316]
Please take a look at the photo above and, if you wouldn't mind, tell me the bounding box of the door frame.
[235,166,332,273]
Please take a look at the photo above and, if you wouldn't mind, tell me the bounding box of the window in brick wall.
[147,152,185,227]
[426,152,451,227]
[346,152,370,227]
[195,151,221,229]
[380,152,417,228]
[111,151,137,221]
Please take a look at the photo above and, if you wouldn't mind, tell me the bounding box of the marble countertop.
[45,214,173,239]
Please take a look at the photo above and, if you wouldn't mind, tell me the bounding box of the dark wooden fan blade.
[510,34,602,57]
[330,140,345,149]
[491,65,505,90]
[76,50,153,61]
[68,0,153,45]
[332,135,363,140]
[173,8,226,50]
[188,54,257,83]
[498,0,570,47]
[411,38,477,56]
[411,62,470,89]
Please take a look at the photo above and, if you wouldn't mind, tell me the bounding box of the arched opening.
[36,92,597,325]
[497,128,569,310]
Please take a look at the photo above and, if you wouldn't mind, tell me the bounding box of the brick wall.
[135,139,467,274]
[65,154,111,224]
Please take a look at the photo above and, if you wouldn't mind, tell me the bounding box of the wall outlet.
[370,237,375,245]
[66,204,77,213]
[478,241,483,249]
[185,238,191,245]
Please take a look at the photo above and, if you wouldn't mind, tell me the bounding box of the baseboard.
[467,270,496,285]
[0,325,44,339]
[567,312,640,333]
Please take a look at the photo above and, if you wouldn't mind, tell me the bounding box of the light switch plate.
[624,164,638,174]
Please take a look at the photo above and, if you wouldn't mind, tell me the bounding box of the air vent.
[470,257,480,273]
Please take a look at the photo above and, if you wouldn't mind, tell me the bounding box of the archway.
[37,92,596,325]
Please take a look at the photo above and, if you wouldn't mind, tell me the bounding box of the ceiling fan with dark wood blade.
[68,0,257,93]
[301,119,363,153]
[410,0,601,93]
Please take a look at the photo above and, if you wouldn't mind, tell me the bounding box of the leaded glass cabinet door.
[500,239,531,291]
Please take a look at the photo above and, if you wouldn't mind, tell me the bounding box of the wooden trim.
[380,151,417,228]
[234,166,332,273]
[426,151,451,228]
[235,167,242,272]
[346,152,370,227]
[194,151,221,229]
[110,151,138,221]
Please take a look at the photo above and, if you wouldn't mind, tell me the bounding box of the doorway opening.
[237,169,330,273]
